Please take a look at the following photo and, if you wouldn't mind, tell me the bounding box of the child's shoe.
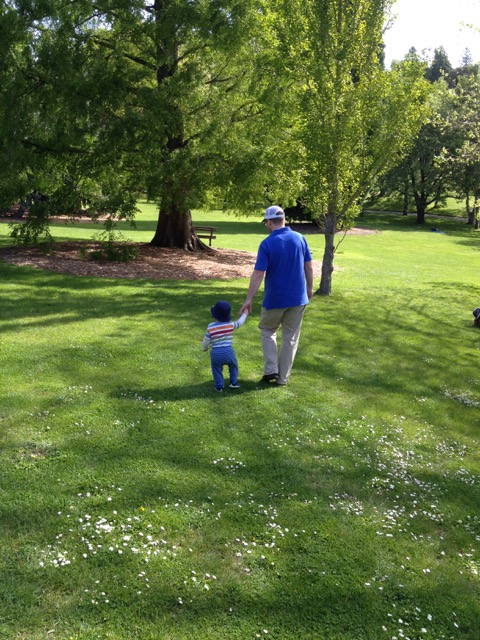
[229,382,241,389]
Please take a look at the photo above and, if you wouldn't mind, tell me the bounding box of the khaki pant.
[259,305,306,385]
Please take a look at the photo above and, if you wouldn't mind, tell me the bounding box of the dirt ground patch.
[0,224,376,280]
[0,242,259,280]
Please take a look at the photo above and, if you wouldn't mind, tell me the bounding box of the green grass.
[1,206,480,639]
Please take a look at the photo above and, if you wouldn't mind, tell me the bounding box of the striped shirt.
[202,313,247,350]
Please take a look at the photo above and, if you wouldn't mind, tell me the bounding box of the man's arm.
[304,261,314,300]
[240,269,265,315]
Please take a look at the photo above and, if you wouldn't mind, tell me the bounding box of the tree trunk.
[150,0,212,252]
[413,193,427,224]
[465,191,474,224]
[317,211,337,296]
[402,179,409,215]
[415,207,426,224]
[150,204,211,251]
[410,170,426,224]
[12,202,28,219]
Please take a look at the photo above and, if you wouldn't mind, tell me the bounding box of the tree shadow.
[0,264,248,333]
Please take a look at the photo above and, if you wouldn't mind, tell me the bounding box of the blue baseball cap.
[211,300,231,322]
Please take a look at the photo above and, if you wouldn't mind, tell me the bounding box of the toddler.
[203,300,248,391]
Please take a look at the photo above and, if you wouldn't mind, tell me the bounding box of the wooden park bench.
[193,226,217,246]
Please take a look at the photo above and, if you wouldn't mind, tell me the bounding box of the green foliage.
[425,46,453,84]
[85,228,139,263]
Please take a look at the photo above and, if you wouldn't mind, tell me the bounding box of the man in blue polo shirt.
[240,205,314,386]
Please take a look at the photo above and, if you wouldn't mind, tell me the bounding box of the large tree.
[267,0,430,295]
[1,0,285,249]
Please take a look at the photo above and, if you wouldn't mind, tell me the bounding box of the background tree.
[379,83,456,225]
[425,46,454,85]
[373,53,460,224]
[268,0,430,295]
[371,157,412,214]
[440,70,480,226]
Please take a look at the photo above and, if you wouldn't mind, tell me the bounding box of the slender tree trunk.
[317,210,337,296]
[466,191,474,224]
[402,179,409,215]
[410,170,427,224]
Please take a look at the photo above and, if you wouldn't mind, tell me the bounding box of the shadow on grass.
[118,380,277,401]
[0,262,249,332]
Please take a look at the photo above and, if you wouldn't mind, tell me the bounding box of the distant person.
[203,301,248,392]
[473,307,480,326]
[240,205,314,386]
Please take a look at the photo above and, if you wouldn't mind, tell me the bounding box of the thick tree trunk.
[317,211,337,296]
[150,204,211,251]
[413,194,427,224]
[415,208,426,224]
[150,1,213,252]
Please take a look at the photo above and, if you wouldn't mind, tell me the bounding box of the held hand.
[240,300,252,316]
[307,286,314,300]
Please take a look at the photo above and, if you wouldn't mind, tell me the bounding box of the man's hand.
[240,300,252,316]
[241,270,265,317]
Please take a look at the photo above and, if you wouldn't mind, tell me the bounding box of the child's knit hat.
[211,300,231,322]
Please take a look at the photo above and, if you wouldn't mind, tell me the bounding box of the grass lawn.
[1,206,479,639]
[364,195,468,218]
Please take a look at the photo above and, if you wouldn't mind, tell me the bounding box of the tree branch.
[91,36,157,71]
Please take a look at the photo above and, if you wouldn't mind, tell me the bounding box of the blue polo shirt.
[254,227,312,310]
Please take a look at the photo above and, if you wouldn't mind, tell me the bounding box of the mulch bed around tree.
[0,223,376,280]
[0,242,260,280]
